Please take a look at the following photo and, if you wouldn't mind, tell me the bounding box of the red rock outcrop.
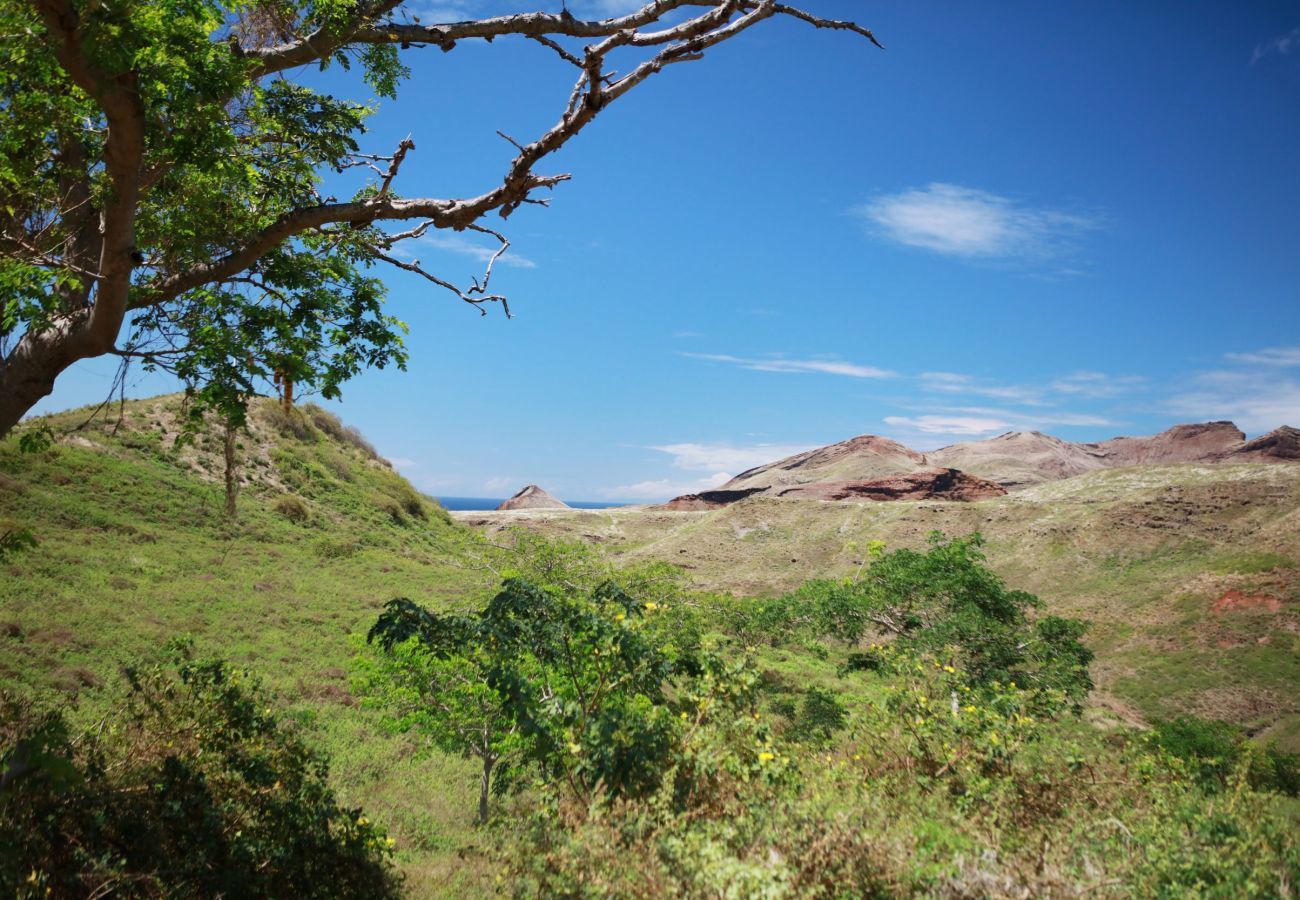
[1222,426,1300,462]
[774,468,1007,502]
[721,435,925,493]
[1091,421,1246,466]
[496,485,569,511]
[654,487,770,511]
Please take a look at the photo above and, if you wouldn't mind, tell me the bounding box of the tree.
[360,574,718,820]
[0,0,879,436]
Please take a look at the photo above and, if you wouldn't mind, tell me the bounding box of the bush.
[1152,715,1300,796]
[273,494,310,522]
[0,645,399,898]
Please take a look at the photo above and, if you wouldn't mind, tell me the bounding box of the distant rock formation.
[774,468,1007,502]
[656,420,1296,511]
[1223,426,1300,462]
[926,431,1108,489]
[496,485,569,511]
[1090,421,1246,467]
[721,435,925,493]
[655,488,770,511]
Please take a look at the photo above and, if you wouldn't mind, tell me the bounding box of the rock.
[1091,421,1246,466]
[655,488,769,511]
[720,435,924,493]
[1223,426,1300,462]
[496,485,569,511]
[774,468,1007,502]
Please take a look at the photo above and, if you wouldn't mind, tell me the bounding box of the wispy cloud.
[884,415,1011,436]
[650,441,816,474]
[855,183,1098,263]
[419,234,536,269]
[919,371,1046,404]
[1168,371,1300,433]
[1224,346,1300,367]
[684,353,896,379]
[1252,26,1300,65]
[482,475,518,492]
[388,456,417,469]
[885,406,1116,441]
[601,473,730,501]
[1048,370,1146,397]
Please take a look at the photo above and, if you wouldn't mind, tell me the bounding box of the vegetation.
[2,396,1298,895]
[1,643,399,898]
[0,0,878,436]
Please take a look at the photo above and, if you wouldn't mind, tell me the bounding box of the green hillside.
[459,463,1300,751]
[3,396,1298,896]
[1,396,504,895]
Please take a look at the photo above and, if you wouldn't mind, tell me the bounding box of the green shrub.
[273,494,310,522]
[1152,715,1300,796]
[0,645,399,898]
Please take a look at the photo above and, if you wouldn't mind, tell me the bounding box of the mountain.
[720,435,925,493]
[925,431,1108,489]
[497,484,569,510]
[663,421,1296,507]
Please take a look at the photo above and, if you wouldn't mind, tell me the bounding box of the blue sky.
[36,1,1300,501]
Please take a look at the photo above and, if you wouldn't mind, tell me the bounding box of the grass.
[1,397,501,895]
[4,393,1300,894]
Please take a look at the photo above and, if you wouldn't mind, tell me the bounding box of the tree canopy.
[0,0,878,435]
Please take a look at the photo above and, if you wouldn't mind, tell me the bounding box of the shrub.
[1152,715,1300,796]
[273,494,310,522]
[0,645,400,898]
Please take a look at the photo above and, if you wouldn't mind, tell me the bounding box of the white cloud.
[1168,371,1300,433]
[1048,370,1146,397]
[855,183,1097,261]
[650,441,817,473]
[387,456,417,469]
[919,371,1045,404]
[1225,346,1300,367]
[482,475,517,492]
[419,234,536,269]
[684,353,895,379]
[884,415,1010,436]
[1252,26,1300,65]
[602,472,731,501]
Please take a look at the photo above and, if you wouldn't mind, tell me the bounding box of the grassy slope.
[0,396,504,896]
[3,395,1298,895]
[459,462,1300,749]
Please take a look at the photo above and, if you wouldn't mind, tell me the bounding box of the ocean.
[434,497,629,512]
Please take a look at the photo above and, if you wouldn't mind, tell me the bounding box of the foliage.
[0,527,35,561]
[728,533,1095,706]
[360,572,734,820]
[1151,715,1300,797]
[0,642,399,898]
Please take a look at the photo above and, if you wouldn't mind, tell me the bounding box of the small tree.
[360,573,714,820]
[354,622,517,825]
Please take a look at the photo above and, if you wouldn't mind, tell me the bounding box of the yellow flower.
[964,705,977,713]
[357,816,370,826]
[615,612,626,622]
[943,665,955,673]
[568,742,582,754]
[758,751,776,762]
[385,837,396,847]
[644,602,658,610]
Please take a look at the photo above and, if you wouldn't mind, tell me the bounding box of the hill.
[458,460,1300,751]
[0,395,502,895]
[677,421,1299,505]
[496,484,568,510]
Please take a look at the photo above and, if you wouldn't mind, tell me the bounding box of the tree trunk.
[477,756,493,825]
[223,419,239,518]
[0,321,102,439]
